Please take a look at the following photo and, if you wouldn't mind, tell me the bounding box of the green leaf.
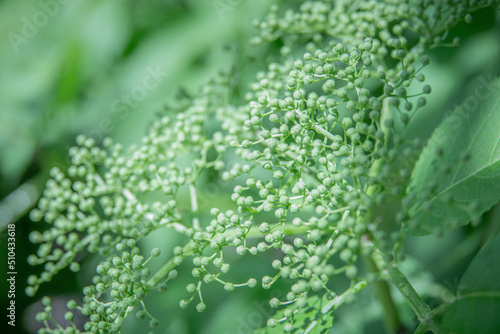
[439,233,500,333]
[460,237,500,293]
[402,78,500,235]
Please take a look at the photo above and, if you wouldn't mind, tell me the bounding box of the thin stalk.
[362,102,404,333]
[188,182,201,231]
[147,242,193,288]
[387,266,447,334]
[362,97,445,333]
[363,255,404,334]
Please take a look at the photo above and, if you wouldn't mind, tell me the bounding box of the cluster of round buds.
[28,77,252,332]
[214,1,500,331]
[34,297,82,334]
[28,1,500,333]
[39,243,173,334]
[46,243,167,333]
[26,137,176,297]
[174,207,276,312]
[264,278,368,333]
[254,0,498,55]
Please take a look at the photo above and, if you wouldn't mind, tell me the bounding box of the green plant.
[27,1,500,333]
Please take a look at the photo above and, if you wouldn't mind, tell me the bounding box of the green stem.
[364,127,444,333]
[363,255,403,334]
[245,223,310,238]
[312,123,336,142]
[188,182,201,231]
[367,229,445,333]
[147,242,193,287]
[362,99,409,333]
[387,266,447,334]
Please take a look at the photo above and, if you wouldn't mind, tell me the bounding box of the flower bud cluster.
[28,1,500,333]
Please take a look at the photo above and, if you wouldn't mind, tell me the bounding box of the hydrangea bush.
[28,1,500,333]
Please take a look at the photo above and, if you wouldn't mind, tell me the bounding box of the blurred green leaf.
[440,233,500,333]
[403,78,500,235]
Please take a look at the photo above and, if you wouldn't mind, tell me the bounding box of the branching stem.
[386,266,447,334]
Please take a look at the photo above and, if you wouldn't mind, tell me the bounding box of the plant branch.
[387,266,447,334]
[363,255,404,334]
[188,182,201,231]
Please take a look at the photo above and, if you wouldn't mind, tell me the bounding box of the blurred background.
[0,1,499,333]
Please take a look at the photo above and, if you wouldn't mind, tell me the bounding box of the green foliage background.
[0,1,499,333]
